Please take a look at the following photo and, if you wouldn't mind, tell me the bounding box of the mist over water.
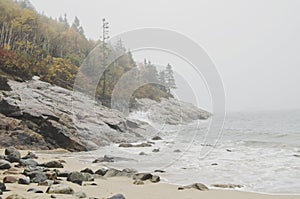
[71,110,300,194]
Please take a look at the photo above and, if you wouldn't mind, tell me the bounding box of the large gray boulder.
[0,160,12,170]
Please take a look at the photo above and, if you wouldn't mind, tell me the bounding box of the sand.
[0,149,299,199]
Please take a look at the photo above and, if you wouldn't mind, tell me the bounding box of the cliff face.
[0,76,154,151]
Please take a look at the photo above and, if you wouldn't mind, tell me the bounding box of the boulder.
[21,152,38,159]
[67,171,94,182]
[95,168,108,176]
[3,176,18,183]
[152,148,160,153]
[0,182,6,191]
[27,188,43,193]
[0,160,12,170]
[46,184,74,194]
[38,180,53,186]
[18,159,38,167]
[4,147,21,163]
[80,168,94,174]
[41,160,63,168]
[133,173,153,181]
[18,177,30,185]
[27,171,47,183]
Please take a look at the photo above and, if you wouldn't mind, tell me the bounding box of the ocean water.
[73,110,300,194]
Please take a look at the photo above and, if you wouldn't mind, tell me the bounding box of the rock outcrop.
[132,98,211,125]
[0,76,155,151]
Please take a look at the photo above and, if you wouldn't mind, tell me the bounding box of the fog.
[30,0,300,112]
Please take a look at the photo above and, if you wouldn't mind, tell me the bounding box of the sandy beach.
[0,149,299,199]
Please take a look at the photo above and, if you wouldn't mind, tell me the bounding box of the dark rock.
[81,168,94,174]
[226,149,232,152]
[212,184,243,189]
[93,155,135,163]
[50,195,56,198]
[154,170,165,173]
[174,149,181,153]
[27,188,43,193]
[21,151,38,159]
[72,180,83,186]
[27,171,47,183]
[150,175,160,183]
[152,136,162,140]
[3,176,18,183]
[139,152,147,155]
[5,147,21,163]
[41,160,63,168]
[107,194,126,199]
[211,163,218,166]
[0,75,11,91]
[0,160,12,170]
[118,143,133,148]
[18,177,30,185]
[133,173,153,181]
[18,159,38,167]
[152,148,160,153]
[95,168,108,176]
[67,171,94,182]
[0,182,6,191]
[74,191,87,198]
[46,184,74,194]
[118,143,152,148]
[57,170,70,177]
[179,183,209,191]
[104,168,136,178]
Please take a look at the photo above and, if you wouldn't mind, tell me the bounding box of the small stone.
[46,184,74,194]
[41,160,64,168]
[18,177,30,185]
[50,195,56,198]
[138,152,146,155]
[3,176,18,183]
[27,188,43,193]
[173,149,181,153]
[152,148,160,153]
[95,168,108,176]
[154,170,165,173]
[133,180,144,185]
[150,175,160,183]
[74,191,87,198]
[152,136,162,140]
[212,184,243,189]
[81,168,94,174]
[0,182,6,191]
[22,152,38,159]
[108,194,126,199]
[0,160,12,170]
[133,173,153,181]
[211,163,218,166]
[67,171,94,183]
[38,180,53,186]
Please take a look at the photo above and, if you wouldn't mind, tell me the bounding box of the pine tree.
[165,63,176,93]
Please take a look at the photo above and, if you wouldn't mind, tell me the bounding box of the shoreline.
[1,149,299,199]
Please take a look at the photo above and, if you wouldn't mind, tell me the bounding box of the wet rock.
[178,183,209,191]
[95,168,108,176]
[212,184,243,189]
[139,152,147,155]
[118,143,152,148]
[104,168,136,178]
[118,143,133,148]
[107,194,126,199]
[18,177,30,185]
[41,160,63,168]
[46,184,74,194]
[211,163,218,166]
[152,148,160,153]
[74,191,87,198]
[0,75,11,91]
[27,188,43,193]
[81,168,94,174]
[152,136,162,140]
[150,175,160,183]
[133,173,153,181]
[3,176,18,183]
[226,149,232,152]
[67,171,94,183]
[0,160,12,170]
[173,149,181,153]
[5,147,21,163]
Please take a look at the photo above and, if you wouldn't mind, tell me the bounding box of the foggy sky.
[30,0,300,112]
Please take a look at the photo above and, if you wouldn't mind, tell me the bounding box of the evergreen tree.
[165,63,176,93]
